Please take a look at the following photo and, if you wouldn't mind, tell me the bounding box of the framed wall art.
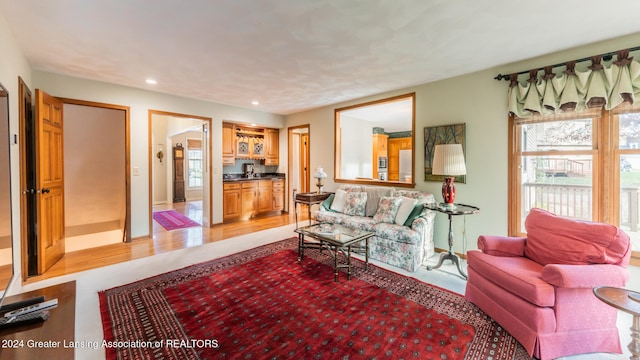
[424,123,466,183]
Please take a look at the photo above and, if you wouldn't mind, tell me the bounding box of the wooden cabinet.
[241,181,258,217]
[222,123,279,165]
[222,123,235,165]
[222,183,242,220]
[223,179,285,221]
[173,144,186,202]
[258,180,273,213]
[388,137,411,181]
[265,128,279,165]
[372,134,388,179]
[272,179,284,211]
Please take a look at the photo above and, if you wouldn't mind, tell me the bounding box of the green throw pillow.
[321,193,336,212]
[403,204,425,226]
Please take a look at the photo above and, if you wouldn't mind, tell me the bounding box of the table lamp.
[432,144,466,209]
[314,166,327,193]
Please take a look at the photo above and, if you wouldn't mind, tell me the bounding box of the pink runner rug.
[153,210,200,230]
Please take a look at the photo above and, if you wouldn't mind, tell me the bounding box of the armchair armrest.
[541,264,629,288]
[478,235,526,257]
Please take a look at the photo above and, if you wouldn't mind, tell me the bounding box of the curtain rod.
[494,45,640,81]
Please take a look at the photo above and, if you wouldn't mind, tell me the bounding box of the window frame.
[186,142,203,190]
[508,105,640,264]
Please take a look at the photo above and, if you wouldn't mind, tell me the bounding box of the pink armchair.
[465,208,631,360]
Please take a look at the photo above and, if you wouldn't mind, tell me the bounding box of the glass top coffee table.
[294,223,374,282]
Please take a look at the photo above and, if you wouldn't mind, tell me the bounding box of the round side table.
[593,286,640,360]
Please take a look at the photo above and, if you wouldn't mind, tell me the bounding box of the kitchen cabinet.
[222,183,241,220]
[372,133,388,180]
[388,137,411,181]
[222,123,235,165]
[265,128,279,165]
[223,178,286,222]
[272,179,284,211]
[258,180,273,213]
[222,122,279,164]
[241,181,258,217]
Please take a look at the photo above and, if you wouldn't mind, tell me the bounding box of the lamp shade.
[314,166,327,179]
[432,144,466,176]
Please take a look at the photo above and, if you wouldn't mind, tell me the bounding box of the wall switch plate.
[133,167,139,176]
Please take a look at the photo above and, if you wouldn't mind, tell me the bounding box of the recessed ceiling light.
[146,79,157,85]
[251,100,259,106]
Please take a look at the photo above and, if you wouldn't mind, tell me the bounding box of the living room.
[2,1,640,359]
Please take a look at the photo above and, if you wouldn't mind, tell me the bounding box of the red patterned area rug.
[153,210,200,231]
[99,238,529,360]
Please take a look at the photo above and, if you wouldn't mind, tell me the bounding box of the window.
[509,105,640,263]
[187,139,203,188]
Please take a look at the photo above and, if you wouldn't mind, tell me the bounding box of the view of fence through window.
[519,112,640,252]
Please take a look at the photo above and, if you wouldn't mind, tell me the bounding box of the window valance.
[507,50,640,118]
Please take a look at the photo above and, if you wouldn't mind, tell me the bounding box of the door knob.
[41,188,50,194]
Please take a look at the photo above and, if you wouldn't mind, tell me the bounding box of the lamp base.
[316,179,324,194]
[442,177,456,205]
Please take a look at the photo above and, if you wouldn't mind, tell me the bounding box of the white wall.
[340,115,372,179]
[31,71,286,238]
[64,104,126,233]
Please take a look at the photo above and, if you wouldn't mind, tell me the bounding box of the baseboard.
[433,247,468,260]
[66,220,122,237]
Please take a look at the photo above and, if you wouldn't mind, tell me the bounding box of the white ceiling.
[2,0,640,115]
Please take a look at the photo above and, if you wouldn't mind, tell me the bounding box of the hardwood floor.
[24,201,309,284]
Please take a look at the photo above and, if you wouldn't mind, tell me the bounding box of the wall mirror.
[334,93,415,188]
[0,82,13,297]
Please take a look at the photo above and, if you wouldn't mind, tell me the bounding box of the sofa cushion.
[524,208,631,266]
[394,190,434,205]
[330,189,346,212]
[467,250,555,307]
[342,192,367,216]
[364,186,395,216]
[373,196,402,223]
[395,197,418,225]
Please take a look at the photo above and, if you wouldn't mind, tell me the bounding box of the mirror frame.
[334,92,415,188]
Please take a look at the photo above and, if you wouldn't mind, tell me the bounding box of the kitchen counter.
[223,173,285,182]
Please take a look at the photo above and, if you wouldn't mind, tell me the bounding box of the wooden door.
[35,89,65,274]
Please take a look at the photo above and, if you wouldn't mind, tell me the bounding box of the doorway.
[149,110,212,236]
[18,80,131,278]
[288,124,310,210]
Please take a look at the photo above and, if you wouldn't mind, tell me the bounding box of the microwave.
[378,156,387,169]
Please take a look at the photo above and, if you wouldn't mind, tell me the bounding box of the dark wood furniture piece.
[424,203,480,279]
[0,281,76,360]
[293,191,333,228]
[594,286,640,360]
[295,223,373,282]
[173,143,185,202]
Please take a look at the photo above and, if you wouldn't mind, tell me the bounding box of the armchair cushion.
[524,208,630,266]
[541,264,629,288]
[478,235,526,257]
[467,250,555,307]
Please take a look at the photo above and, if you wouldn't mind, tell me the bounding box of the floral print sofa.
[315,185,436,272]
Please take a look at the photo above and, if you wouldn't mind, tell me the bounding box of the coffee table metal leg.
[333,245,339,282]
[365,238,369,270]
[347,246,352,280]
[297,233,304,263]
